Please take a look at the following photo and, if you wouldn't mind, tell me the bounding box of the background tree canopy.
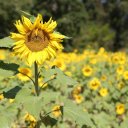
[0,0,128,51]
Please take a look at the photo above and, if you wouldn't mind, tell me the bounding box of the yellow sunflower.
[11,14,66,66]
[17,67,32,81]
[116,103,125,115]
[123,71,128,80]
[73,94,84,104]
[99,88,108,97]
[82,65,93,77]
[89,77,101,90]
[52,105,62,118]
[0,94,4,100]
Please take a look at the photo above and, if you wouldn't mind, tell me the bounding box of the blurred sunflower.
[0,50,6,60]
[123,71,128,80]
[82,65,93,77]
[116,65,124,75]
[99,88,108,97]
[73,94,84,104]
[9,99,15,103]
[89,77,101,90]
[17,67,32,81]
[53,59,66,71]
[100,75,107,81]
[72,86,82,95]
[52,105,62,118]
[117,81,124,89]
[0,94,4,100]
[24,113,36,128]
[116,103,125,115]
[11,14,66,66]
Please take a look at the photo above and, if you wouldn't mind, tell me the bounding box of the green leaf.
[120,119,128,128]
[42,91,60,104]
[0,37,14,48]
[3,86,21,99]
[19,10,32,17]
[42,67,77,88]
[0,104,18,128]
[24,96,43,119]
[0,60,19,77]
[15,87,43,119]
[93,112,112,128]
[0,69,16,77]
[40,115,57,127]
[30,16,36,23]
[63,99,95,128]
[0,116,10,128]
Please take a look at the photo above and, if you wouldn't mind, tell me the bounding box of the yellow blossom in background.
[52,105,62,118]
[11,14,66,66]
[82,65,93,77]
[53,59,66,71]
[17,67,32,81]
[24,113,36,128]
[72,86,82,95]
[101,75,107,81]
[65,71,72,77]
[112,52,126,65]
[0,94,4,100]
[116,65,124,75]
[98,47,105,55]
[0,50,6,60]
[89,58,97,64]
[116,103,125,115]
[123,71,128,80]
[73,94,84,104]
[117,81,124,89]
[119,55,126,65]
[24,113,36,122]
[112,53,119,64]
[99,88,108,97]
[9,99,15,103]
[89,77,101,90]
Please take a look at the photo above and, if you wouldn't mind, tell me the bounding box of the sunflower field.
[0,12,128,128]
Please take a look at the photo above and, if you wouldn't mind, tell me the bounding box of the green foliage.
[15,87,44,119]
[0,62,94,127]
[42,66,77,88]
[63,99,95,128]
[0,37,14,48]
[0,105,17,128]
[0,60,19,77]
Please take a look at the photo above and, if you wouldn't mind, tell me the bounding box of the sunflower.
[116,103,125,115]
[123,71,128,80]
[82,65,93,77]
[89,77,101,90]
[73,94,84,104]
[52,105,62,118]
[11,14,66,66]
[99,88,108,97]
[17,67,32,81]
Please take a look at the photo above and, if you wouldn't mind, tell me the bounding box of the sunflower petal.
[22,16,32,30]
[15,20,26,34]
[50,32,65,40]
[33,14,42,28]
[11,33,25,40]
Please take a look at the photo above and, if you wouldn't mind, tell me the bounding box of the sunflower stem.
[34,61,39,96]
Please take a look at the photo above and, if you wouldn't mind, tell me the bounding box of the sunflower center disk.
[25,30,49,52]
